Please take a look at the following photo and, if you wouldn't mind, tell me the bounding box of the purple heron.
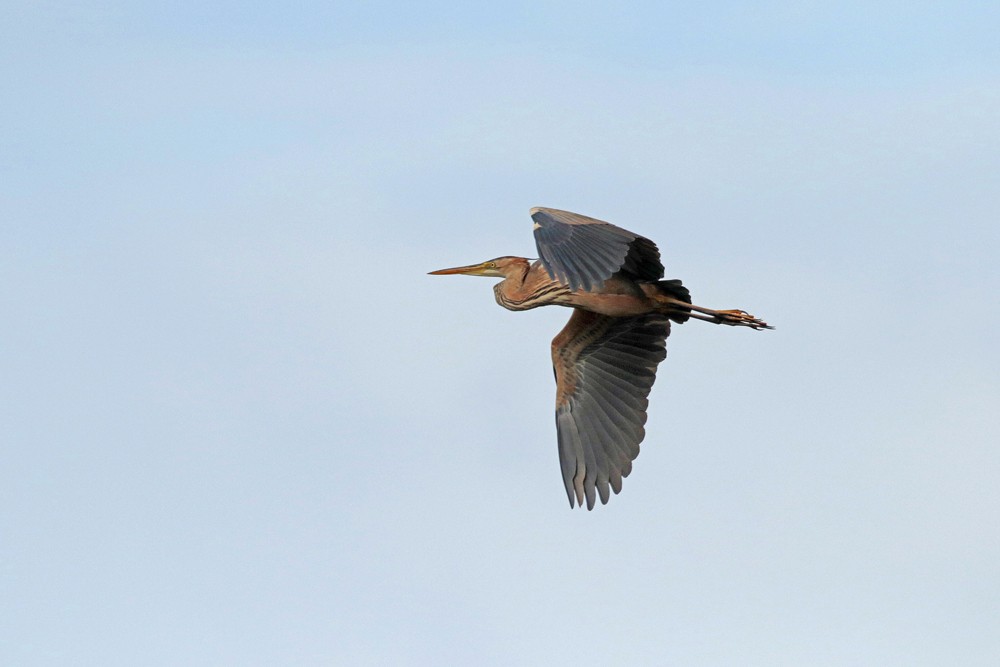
[430,207,771,510]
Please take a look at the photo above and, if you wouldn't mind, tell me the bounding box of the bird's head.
[428,256,529,279]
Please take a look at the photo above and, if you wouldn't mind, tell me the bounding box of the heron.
[430,207,771,510]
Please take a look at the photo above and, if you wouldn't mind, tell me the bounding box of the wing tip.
[530,206,555,225]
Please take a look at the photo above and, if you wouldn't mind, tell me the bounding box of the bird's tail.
[654,279,692,323]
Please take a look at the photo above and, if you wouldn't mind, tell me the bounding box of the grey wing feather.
[551,311,671,509]
[531,207,664,291]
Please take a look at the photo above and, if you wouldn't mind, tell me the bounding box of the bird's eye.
[488,262,497,268]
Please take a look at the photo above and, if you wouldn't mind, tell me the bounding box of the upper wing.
[531,207,664,292]
[551,309,671,509]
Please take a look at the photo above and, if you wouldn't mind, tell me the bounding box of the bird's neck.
[493,259,566,311]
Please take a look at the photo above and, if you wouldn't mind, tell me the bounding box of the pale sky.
[3,2,999,665]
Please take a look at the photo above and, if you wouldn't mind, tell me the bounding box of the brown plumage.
[430,207,771,510]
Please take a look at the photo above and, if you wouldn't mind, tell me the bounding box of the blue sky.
[3,2,999,665]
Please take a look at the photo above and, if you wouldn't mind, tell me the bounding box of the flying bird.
[430,207,771,510]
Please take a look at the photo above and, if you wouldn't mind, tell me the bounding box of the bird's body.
[490,257,691,318]
[431,207,770,510]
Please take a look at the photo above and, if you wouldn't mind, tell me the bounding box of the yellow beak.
[428,263,487,276]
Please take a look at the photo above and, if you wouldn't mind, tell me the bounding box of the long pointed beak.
[428,263,484,276]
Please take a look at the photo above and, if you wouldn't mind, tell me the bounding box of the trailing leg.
[683,303,772,329]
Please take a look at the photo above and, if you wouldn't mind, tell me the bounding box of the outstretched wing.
[551,309,671,509]
[531,207,664,292]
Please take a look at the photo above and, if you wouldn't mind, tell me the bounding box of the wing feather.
[556,410,586,505]
[551,309,671,509]
[532,207,665,291]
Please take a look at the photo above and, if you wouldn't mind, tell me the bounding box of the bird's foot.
[714,309,773,330]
